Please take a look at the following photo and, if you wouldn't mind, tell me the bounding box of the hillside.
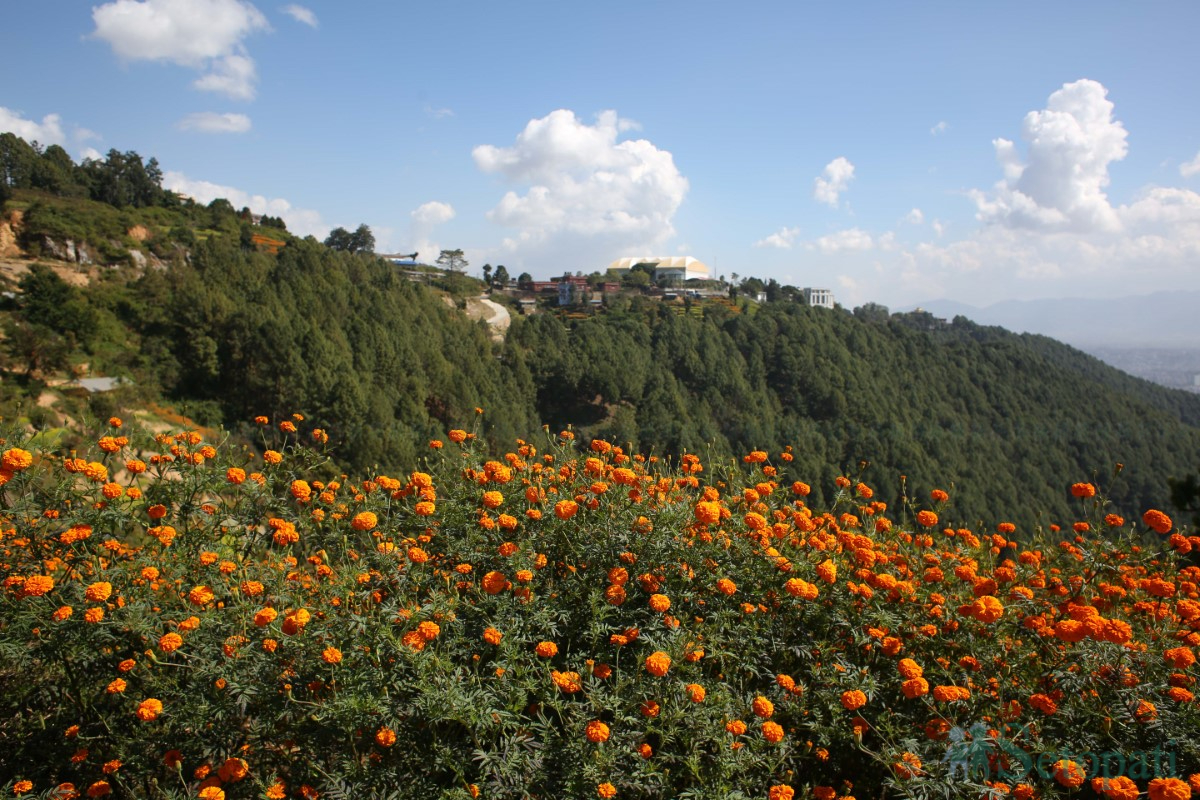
[3,134,1200,532]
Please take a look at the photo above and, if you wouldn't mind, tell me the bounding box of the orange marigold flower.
[1143,509,1173,534]
[931,488,949,502]
[1165,647,1196,669]
[1,448,33,472]
[840,690,867,710]
[1095,776,1140,800]
[552,670,583,693]
[86,782,111,798]
[1052,759,1086,788]
[1071,482,1096,498]
[649,593,671,613]
[351,511,377,531]
[597,783,617,799]
[816,560,837,584]
[417,620,440,641]
[22,575,54,597]
[785,577,819,600]
[135,698,163,721]
[159,632,183,652]
[535,641,558,658]
[263,450,282,465]
[716,578,736,595]
[1148,778,1192,800]
[694,500,722,525]
[685,683,706,703]
[226,467,246,484]
[14,780,33,794]
[322,646,343,664]
[481,571,508,595]
[198,788,224,800]
[898,658,924,679]
[53,605,73,621]
[769,787,795,800]
[375,726,397,747]
[554,500,579,519]
[106,678,127,694]
[254,608,278,627]
[916,510,938,528]
[761,721,784,743]
[585,720,610,743]
[752,695,774,719]
[1030,693,1058,715]
[414,501,436,516]
[483,627,503,645]
[187,585,214,606]
[644,651,671,677]
[85,582,113,602]
[901,677,929,699]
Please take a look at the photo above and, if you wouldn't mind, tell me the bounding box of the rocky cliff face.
[0,211,22,258]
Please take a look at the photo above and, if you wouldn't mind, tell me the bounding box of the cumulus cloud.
[931,121,948,135]
[281,4,317,27]
[411,201,455,226]
[813,157,855,208]
[473,109,688,270]
[91,0,269,100]
[809,228,873,254]
[1182,151,1200,178]
[970,79,1128,233]
[177,111,252,133]
[0,107,66,146]
[163,171,326,237]
[906,208,924,225]
[754,226,802,249]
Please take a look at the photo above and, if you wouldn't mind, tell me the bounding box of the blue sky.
[3,1,1200,309]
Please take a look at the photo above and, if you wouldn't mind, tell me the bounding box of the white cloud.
[931,121,948,136]
[177,111,252,133]
[80,147,104,161]
[0,107,66,146]
[473,109,688,270]
[411,201,456,226]
[754,226,801,249]
[91,0,269,100]
[1182,150,1200,178]
[163,171,326,238]
[971,79,1128,233]
[281,4,317,27]
[424,104,454,120]
[813,156,855,208]
[810,228,873,254]
[905,208,924,225]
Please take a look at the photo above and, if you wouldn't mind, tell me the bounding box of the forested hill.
[3,132,1200,531]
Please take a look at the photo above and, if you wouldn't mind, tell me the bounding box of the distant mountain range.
[904,290,1200,349]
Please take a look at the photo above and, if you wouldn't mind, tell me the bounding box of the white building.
[606,256,711,284]
[803,287,835,309]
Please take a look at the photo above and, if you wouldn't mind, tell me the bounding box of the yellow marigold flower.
[585,720,610,743]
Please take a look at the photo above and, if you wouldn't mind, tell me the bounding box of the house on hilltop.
[607,256,711,286]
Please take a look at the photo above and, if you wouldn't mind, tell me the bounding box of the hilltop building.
[606,256,711,285]
[803,288,835,309]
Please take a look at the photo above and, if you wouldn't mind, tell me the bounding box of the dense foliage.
[1,418,1199,800]
[4,130,1200,530]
